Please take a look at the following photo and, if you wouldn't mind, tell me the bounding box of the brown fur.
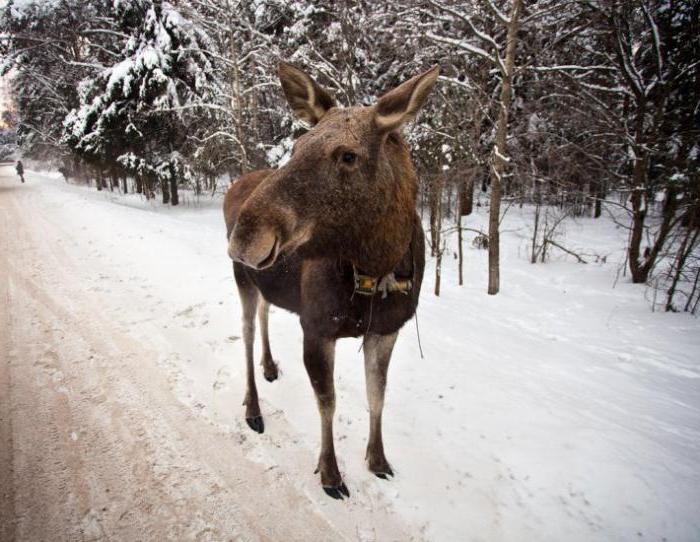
[224,169,274,239]
[224,63,438,498]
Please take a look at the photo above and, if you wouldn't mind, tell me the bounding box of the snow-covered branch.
[426,31,504,74]
[484,0,509,25]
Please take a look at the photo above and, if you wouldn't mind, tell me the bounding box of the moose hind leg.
[363,332,398,478]
[234,266,264,433]
[303,335,348,499]
[258,298,279,382]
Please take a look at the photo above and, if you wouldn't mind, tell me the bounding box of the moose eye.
[341,151,356,164]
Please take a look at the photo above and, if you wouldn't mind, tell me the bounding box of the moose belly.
[241,253,423,339]
[241,254,303,314]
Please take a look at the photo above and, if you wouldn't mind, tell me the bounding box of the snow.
[106,58,134,97]
[7,169,700,541]
[266,134,294,167]
[7,0,61,18]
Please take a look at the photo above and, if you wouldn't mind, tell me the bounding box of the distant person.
[16,160,25,183]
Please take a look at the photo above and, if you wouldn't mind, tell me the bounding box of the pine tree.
[63,0,218,204]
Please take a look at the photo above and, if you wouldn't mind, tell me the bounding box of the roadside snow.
[9,169,700,541]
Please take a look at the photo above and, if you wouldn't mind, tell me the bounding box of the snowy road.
[1,166,699,541]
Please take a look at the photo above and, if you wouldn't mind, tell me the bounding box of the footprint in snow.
[213,367,231,391]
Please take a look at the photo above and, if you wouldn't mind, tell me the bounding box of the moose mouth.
[253,236,279,270]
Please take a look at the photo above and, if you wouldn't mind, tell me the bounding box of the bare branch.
[485,0,509,25]
[428,0,500,50]
[545,239,588,263]
[426,32,498,68]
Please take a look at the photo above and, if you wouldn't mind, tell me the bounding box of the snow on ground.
[3,167,700,541]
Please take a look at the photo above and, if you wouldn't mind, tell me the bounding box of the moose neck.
[345,136,418,277]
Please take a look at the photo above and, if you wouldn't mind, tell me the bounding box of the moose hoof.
[245,416,265,434]
[367,455,394,479]
[373,469,394,480]
[263,367,279,382]
[323,482,350,500]
[261,359,279,382]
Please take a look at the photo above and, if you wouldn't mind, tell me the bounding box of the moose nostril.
[230,227,278,269]
[257,236,278,269]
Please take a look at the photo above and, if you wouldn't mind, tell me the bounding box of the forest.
[1,0,699,312]
[2,2,700,539]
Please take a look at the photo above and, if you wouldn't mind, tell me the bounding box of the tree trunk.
[429,177,441,257]
[169,164,179,206]
[231,44,249,172]
[629,185,678,284]
[666,218,699,312]
[459,173,474,216]
[434,174,444,296]
[435,246,443,297]
[685,265,700,313]
[488,0,522,295]
[594,189,603,218]
[457,201,464,287]
[627,101,653,283]
[531,200,541,264]
[161,178,170,205]
[144,176,154,200]
[628,187,647,283]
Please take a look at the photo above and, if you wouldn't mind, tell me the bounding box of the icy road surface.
[1,166,699,541]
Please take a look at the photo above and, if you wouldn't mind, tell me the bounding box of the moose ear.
[278,61,335,126]
[374,66,439,133]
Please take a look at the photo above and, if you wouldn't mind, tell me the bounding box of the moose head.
[229,63,439,276]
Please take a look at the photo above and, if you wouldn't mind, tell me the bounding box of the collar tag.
[353,269,378,296]
[353,265,412,298]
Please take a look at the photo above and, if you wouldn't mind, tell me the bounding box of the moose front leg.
[303,334,349,499]
[363,332,398,479]
[234,266,264,434]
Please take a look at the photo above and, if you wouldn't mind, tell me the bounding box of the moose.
[224,62,439,499]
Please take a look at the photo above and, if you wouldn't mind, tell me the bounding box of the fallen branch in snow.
[544,239,588,263]
[441,225,488,238]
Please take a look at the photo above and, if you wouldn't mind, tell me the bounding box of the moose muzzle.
[229,216,280,270]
